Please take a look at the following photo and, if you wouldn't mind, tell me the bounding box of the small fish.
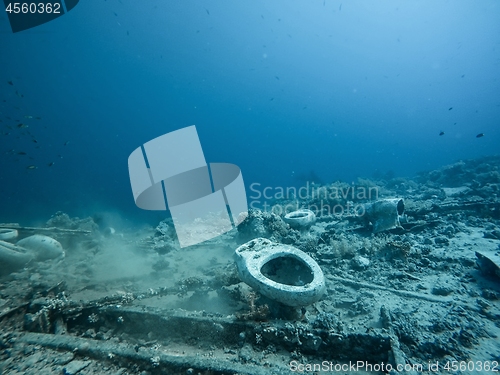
[15,91,23,98]
[476,133,484,138]
[32,139,38,143]
[64,140,70,146]
[24,115,33,119]
[16,123,28,128]
[275,76,280,80]
[26,165,37,170]
[17,151,27,155]
[205,8,210,15]
[113,12,118,16]
[48,162,54,167]
[7,80,13,85]
[35,116,42,120]
[439,131,445,136]
[448,107,453,111]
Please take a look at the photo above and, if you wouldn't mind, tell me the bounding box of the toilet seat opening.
[260,255,314,286]
[287,212,309,219]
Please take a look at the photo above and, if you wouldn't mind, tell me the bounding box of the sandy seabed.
[0,156,499,375]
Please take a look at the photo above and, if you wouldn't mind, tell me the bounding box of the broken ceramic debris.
[283,209,316,230]
[0,240,34,275]
[363,198,405,233]
[16,234,65,261]
[442,186,471,197]
[0,228,18,241]
[475,250,500,280]
[234,238,325,306]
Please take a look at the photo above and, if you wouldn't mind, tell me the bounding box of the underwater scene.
[1,1,500,374]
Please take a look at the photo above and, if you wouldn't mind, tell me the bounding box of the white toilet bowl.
[283,209,316,230]
[234,238,325,307]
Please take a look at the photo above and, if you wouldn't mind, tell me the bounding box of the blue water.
[1,0,499,226]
